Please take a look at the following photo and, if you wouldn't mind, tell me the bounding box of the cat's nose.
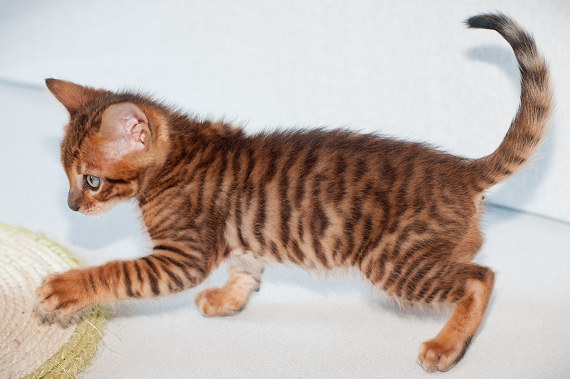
[67,191,81,211]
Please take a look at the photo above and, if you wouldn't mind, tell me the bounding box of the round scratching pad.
[0,223,106,378]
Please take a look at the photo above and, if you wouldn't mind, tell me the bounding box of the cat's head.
[46,79,168,215]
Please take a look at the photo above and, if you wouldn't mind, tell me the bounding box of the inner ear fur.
[45,78,109,115]
[100,102,151,157]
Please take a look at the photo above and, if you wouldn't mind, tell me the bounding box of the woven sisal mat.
[0,223,105,378]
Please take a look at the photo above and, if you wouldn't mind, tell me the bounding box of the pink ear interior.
[101,103,150,158]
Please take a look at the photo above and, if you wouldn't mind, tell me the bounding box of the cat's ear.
[100,103,150,157]
[45,78,108,114]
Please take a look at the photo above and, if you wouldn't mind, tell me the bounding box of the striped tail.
[467,13,552,190]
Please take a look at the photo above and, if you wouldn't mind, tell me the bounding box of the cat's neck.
[136,113,245,204]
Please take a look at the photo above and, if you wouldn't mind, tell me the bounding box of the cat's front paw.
[36,269,91,318]
[195,287,245,317]
[417,337,467,372]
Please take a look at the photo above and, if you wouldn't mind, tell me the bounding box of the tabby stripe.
[262,146,278,183]
[438,284,454,302]
[244,147,256,207]
[153,245,189,257]
[391,239,453,295]
[311,197,329,239]
[105,177,130,184]
[449,286,465,303]
[424,287,440,304]
[336,154,347,175]
[122,262,136,298]
[294,150,318,209]
[340,219,355,261]
[509,155,526,165]
[383,238,432,292]
[99,269,109,289]
[417,263,447,300]
[211,151,228,204]
[195,145,218,171]
[79,273,89,295]
[156,259,185,290]
[517,132,539,145]
[87,271,97,293]
[153,246,206,276]
[154,169,185,192]
[333,175,347,205]
[351,216,372,266]
[142,256,161,295]
[270,241,283,263]
[368,189,390,253]
[498,167,513,176]
[355,158,367,179]
[111,263,122,296]
[152,253,187,273]
[166,234,200,244]
[387,159,414,234]
[290,240,304,265]
[329,155,348,205]
[332,238,342,261]
[191,167,208,219]
[423,170,434,203]
[312,235,328,268]
[389,224,415,260]
[147,213,177,238]
[215,155,234,254]
[440,188,455,206]
[253,187,266,248]
[134,260,143,288]
[364,260,373,279]
[404,261,436,300]
[428,204,456,227]
[279,157,293,248]
[480,174,496,186]
[471,183,484,192]
[341,194,364,262]
[297,221,305,243]
[371,248,390,284]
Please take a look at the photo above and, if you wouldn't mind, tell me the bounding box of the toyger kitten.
[36,14,551,372]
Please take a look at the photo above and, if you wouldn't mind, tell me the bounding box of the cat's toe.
[417,338,464,372]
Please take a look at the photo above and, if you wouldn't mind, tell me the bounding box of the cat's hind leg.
[361,256,494,372]
[414,262,495,372]
[195,250,264,317]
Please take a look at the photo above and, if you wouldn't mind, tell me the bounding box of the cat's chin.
[79,201,118,216]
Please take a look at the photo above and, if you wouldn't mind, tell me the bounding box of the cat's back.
[245,128,471,188]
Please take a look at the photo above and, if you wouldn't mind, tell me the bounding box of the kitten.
[37,13,551,372]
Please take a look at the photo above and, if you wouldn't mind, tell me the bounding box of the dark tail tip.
[465,13,508,31]
[466,13,536,60]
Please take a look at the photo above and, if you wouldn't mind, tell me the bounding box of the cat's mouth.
[77,201,118,216]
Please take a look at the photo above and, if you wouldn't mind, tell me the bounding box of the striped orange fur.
[37,13,551,372]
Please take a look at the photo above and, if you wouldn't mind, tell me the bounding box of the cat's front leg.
[36,245,209,318]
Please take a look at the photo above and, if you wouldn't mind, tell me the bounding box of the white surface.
[1,79,570,377]
[0,1,569,221]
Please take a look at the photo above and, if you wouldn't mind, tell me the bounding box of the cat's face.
[47,79,156,215]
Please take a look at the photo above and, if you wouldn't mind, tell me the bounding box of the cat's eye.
[86,175,101,190]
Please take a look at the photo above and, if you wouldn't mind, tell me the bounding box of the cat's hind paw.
[417,336,470,372]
